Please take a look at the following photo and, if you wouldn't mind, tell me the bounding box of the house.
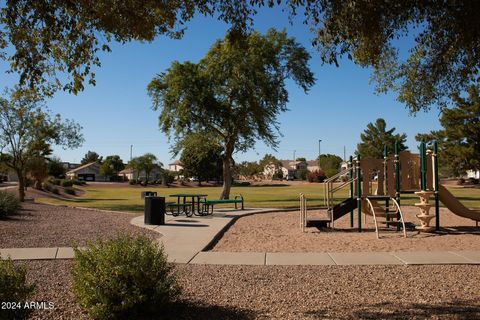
[263,159,319,180]
[168,160,183,172]
[61,162,80,170]
[466,170,480,179]
[119,167,163,181]
[66,162,106,182]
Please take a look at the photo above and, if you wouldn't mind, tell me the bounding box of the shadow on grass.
[304,300,480,319]
[158,301,256,320]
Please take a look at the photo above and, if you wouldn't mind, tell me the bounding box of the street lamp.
[318,139,322,164]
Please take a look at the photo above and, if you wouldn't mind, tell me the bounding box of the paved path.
[2,207,480,265]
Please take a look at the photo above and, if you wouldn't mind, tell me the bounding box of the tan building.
[66,162,106,182]
[168,160,183,172]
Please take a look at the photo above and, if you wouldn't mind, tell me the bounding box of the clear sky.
[1,6,442,167]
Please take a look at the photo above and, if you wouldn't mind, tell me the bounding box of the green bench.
[165,202,193,217]
[201,195,244,214]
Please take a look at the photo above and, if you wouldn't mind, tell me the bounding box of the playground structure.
[300,141,480,238]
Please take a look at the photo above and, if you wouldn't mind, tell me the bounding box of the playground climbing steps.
[364,195,407,239]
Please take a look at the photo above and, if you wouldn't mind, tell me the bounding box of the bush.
[72,234,180,320]
[155,179,162,185]
[0,191,21,218]
[297,168,309,181]
[43,183,53,192]
[325,168,339,178]
[0,256,36,320]
[147,180,156,185]
[128,179,137,185]
[64,187,76,195]
[61,179,73,187]
[51,187,60,195]
[162,171,175,186]
[457,178,465,185]
[307,170,327,183]
[52,178,61,186]
[72,179,85,186]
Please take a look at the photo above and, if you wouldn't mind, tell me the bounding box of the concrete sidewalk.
[2,247,480,265]
[2,207,480,265]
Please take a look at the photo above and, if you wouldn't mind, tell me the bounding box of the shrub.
[467,177,479,185]
[72,234,180,320]
[52,178,61,186]
[307,170,326,183]
[72,179,85,186]
[0,191,21,218]
[162,171,175,186]
[51,187,60,195]
[325,168,339,178]
[147,180,156,185]
[155,179,162,185]
[61,179,73,187]
[64,187,76,195]
[0,256,36,320]
[457,178,465,185]
[297,168,309,181]
[128,179,137,185]
[43,183,53,192]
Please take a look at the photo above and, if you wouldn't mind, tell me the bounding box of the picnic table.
[169,193,208,216]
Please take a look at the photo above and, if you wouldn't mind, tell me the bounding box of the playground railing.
[324,167,355,209]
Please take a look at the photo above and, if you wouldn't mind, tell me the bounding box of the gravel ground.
[0,202,158,248]
[214,206,480,252]
[19,260,480,319]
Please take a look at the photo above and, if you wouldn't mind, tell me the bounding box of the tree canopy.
[179,133,223,185]
[2,1,478,111]
[128,153,162,182]
[99,155,125,179]
[416,86,480,177]
[148,29,314,198]
[318,154,343,178]
[0,89,83,200]
[81,151,102,165]
[357,118,407,159]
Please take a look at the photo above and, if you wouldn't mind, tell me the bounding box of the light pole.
[130,145,133,161]
[318,139,322,166]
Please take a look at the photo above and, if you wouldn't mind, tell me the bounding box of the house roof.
[66,162,100,174]
[119,167,135,174]
[169,160,182,166]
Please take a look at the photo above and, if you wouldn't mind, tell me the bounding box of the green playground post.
[384,145,390,227]
[434,140,440,231]
[394,142,401,230]
[349,156,354,228]
[356,155,362,232]
[420,141,427,191]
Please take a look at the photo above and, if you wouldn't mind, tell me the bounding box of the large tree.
[1,1,478,112]
[148,29,314,198]
[179,133,223,185]
[80,151,102,165]
[99,155,125,180]
[0,90,83,201]
[416,86,480,177]
[357,118,407,159]
[318,154,343,178]
[131,153,162,183]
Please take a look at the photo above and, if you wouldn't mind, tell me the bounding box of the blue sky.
[1,6,442,166]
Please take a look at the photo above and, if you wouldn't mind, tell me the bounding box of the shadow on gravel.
[349,300,480,319]
[158,301,256,319]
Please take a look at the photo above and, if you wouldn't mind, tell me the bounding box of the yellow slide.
[438,185,480,221]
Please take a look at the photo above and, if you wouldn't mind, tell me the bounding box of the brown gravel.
[213,206,480,252]
[19,260,480,319]
[0,202,158,248]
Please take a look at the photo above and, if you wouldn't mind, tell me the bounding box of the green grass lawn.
[36,183,480,213]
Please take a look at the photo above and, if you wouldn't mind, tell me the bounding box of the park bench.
[165,202,193,216]
[201,195,244,214]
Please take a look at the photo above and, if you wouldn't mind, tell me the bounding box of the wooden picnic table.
[169,193,208,216]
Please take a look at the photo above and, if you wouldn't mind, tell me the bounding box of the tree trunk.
[220,156,232,199]
[16,170,25,202]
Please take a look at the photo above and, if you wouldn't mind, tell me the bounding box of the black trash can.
[141,191,157,199]
[144,196,165,225]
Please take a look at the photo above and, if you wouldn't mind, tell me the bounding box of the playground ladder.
[365,197,407,239]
